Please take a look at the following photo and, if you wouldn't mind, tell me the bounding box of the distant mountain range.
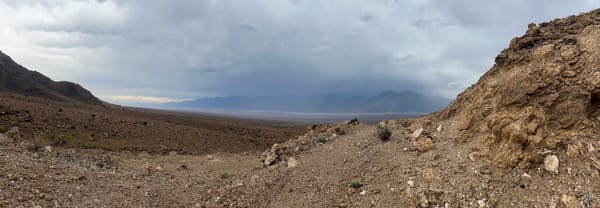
[0,50,101,105]
[163,91,450,113]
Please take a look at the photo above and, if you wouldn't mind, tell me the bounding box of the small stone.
[44,146,53,153]
[533,44,554,59]
[287,157,298,168]
[412,128,423,139]
[436,125,443,132]
[423,168,434,183]
[588,142,596,153]
[567,144,580,158]
[562,70,576,77]
[468,151,481,162]
[177,164,188,170]
[407,180,415,188]
[544,155,559,174]
[359,190,367,195]
[477,199,486,207]
[560,195,579,208]
[415,138,434,152]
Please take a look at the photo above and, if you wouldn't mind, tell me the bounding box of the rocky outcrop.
[435,9,600,168]
[260,118,360,167]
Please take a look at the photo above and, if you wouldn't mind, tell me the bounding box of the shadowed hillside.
[0,51,101,105]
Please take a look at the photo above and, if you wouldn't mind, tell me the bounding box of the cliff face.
[0,51,101,105]
[435,9,600,168]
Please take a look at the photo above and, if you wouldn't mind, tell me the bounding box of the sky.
[1,0,599,106]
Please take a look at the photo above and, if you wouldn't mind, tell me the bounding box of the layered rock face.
[437,9,600,168]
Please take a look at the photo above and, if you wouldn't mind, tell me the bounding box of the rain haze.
[1,0,599,107]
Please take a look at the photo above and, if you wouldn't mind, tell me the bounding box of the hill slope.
[0,51,101,105]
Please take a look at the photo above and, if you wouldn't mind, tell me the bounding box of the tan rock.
[533,44,555,59]
[415,138,433,152]
[411,128,423,139]
[541,64,562,81]
[560,45,578,60]
[422,168,434,183]
[566,144,580,158]
[468,151,481,162]
[560,195,579,208]
[562,70,576,77]
[544,155,559,174]
[287,157,298,168]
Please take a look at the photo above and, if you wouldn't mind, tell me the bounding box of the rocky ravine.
[4,8,600,208]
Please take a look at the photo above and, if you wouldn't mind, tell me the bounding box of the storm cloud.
[1,0,598,105]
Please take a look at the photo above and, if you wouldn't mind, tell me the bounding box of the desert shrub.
[349,179,361,189]
[219,172,231,179]
[0,126,7,133]
[376,125,392,141]
[36,150,48,158]
[317,137,327,144]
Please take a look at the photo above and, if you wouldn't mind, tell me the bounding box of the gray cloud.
[0,0,599,105]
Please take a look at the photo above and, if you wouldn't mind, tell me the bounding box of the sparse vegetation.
[36,150,48,158]
[376,124,392,141]
[350,179,361,189]
[0,126,7,133]
[219,172,232,179]
[317,136,327,144]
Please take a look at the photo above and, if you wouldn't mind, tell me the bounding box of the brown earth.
[0,91,303,155]
[4,7,600,208]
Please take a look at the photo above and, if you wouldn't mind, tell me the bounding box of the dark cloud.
[0,0,599,104]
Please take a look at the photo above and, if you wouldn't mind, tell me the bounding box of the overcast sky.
[1,0,599,105]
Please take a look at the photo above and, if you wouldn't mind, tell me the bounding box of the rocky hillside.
[0,51,101,105]
[436,9,600,169]
[3,8,600,208]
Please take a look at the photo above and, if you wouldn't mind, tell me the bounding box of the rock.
[562,70,576,77]
[359,190,366,195]
[415,137,434,152]
[541,64,562,81]
[407,180,415,188]
[566,144,580,158]
[560,195,579,208]
[544,155,559,174]
[436,125,443,132]
[44,146,52,153]
[177,164,188,170]
[263,143,282,166]
[264,153,277,166]
[468,151,481,162]
[477,199,486,208]
[411,128,423,139]
[423,168,434,183]
[533,44,555,59]
[287,157,298,168]
[588,142,596,154]
[345,118,359,125]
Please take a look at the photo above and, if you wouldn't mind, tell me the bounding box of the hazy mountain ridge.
[0,51,102,105]
[164,90,450,113]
